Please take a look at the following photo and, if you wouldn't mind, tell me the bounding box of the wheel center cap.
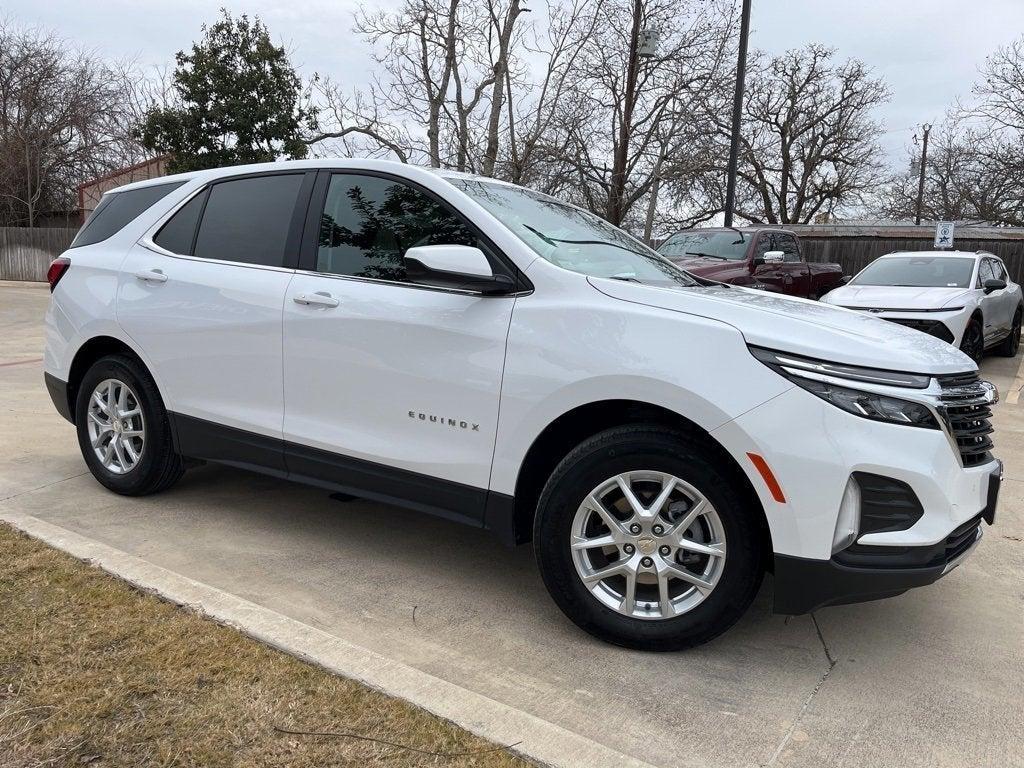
[637,537,656,556]
[112,421,122,434]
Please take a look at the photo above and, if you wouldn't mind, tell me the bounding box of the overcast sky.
[7,0,1024,166]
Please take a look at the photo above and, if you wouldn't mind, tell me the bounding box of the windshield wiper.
[523,224,558,247]
[523,224,651,258]
[684,251,729,260]
[608,274,641,283]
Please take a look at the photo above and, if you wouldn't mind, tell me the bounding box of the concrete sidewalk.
[2,283,1023,768]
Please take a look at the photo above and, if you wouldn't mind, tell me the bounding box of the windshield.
[451,179,697,286]
[851,256,976,288]
[658,231,748,260]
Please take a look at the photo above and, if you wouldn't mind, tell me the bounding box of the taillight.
[46,257,70,292]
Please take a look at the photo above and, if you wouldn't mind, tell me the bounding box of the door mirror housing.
[983,278,1007,294]
[754,250,785,266]
[840,275,853,285]
[404,245,514,295]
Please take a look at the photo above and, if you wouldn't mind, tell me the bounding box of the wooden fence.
[1,227,77,282]
[787,224,1024,285]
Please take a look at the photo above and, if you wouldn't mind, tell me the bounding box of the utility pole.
[914,123,931,226]
[723,0,752,227]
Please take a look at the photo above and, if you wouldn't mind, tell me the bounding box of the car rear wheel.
[75,355,184,496]
[534,425,765,650]
[959,317,984,362]
[994,308,1021,357]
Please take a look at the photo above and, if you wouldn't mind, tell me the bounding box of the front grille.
[937,372,994,467]
[883,317,955,343]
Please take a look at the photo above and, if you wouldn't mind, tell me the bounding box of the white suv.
[44,160,1001,650]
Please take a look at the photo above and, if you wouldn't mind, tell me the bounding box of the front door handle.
[293,291,339,308]
[134,269,168,283]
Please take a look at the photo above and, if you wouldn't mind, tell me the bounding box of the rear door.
[118,172,314,467]
[281,171,517,523]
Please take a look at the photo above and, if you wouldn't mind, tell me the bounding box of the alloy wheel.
[960,321,984,362]
[87,378,146,474]
[570,471,726,620]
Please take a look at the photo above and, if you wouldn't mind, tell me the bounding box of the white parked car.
[43,160,1001,650]
[821,251,1022,362]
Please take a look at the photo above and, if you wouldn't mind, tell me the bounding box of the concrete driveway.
[2,282,1022,768]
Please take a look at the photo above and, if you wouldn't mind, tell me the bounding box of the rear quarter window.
[71,181,186,248]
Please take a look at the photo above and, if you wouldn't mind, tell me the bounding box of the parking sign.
[935,221,955,249]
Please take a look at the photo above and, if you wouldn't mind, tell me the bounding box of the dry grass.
[0,523,530,767]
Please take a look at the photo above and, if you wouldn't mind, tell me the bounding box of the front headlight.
[749,347,940,429]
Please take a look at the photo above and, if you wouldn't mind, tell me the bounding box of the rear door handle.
[134,269,167,283]
[293,291,339,308]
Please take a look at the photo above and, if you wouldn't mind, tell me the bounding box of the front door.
[281,172,516,523]
[751,233,789,293]
[775,232,811,297]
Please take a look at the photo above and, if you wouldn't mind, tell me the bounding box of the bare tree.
[880,36,1024,227]
[0,20,146,226]
[543,0,736,228]
[730,46,889,224]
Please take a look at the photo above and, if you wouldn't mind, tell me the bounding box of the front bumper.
[841,307,971,346]
[773,463,1000,614]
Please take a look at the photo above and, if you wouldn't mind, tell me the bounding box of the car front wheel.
[959,317,984,362]
[534,425,766,650]
[994,308,1021,357]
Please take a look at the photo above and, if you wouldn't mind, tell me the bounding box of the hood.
[588,277,975,375]
[823,285,972,310]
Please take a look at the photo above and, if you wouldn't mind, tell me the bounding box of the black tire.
[993,308,1022,358]
[959,316,985,363]
[75,354,184,496]
[533,425,766,651]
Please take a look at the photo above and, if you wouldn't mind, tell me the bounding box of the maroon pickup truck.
[658,227,845,299]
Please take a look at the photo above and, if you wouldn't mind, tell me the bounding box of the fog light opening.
[832,476,861,554]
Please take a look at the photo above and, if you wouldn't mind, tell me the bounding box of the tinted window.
[852,256,976,288]
[317,174,481,281]
[194,174,304,267]
[776,234,800,262]
[754,234,773,259]
[71,181,186,248]
[658,231,749,260]
[153,191,206,254]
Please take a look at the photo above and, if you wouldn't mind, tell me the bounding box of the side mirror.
[754,250,785,266]
[840,275,852,285]
[983,278,1007,294]
[404,244,514,295]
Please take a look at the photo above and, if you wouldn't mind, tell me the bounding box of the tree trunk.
[607,0,642,226]
[481,0,524,177]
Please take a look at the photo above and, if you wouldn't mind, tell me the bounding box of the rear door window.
[193,174,305,267]
[71,181,186,248]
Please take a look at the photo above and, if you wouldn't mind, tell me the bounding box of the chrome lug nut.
[640,556,654,568]
[652,524,664,535]
[659,545,671,556]
[623,544,635,555]
[629,523,642,534]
